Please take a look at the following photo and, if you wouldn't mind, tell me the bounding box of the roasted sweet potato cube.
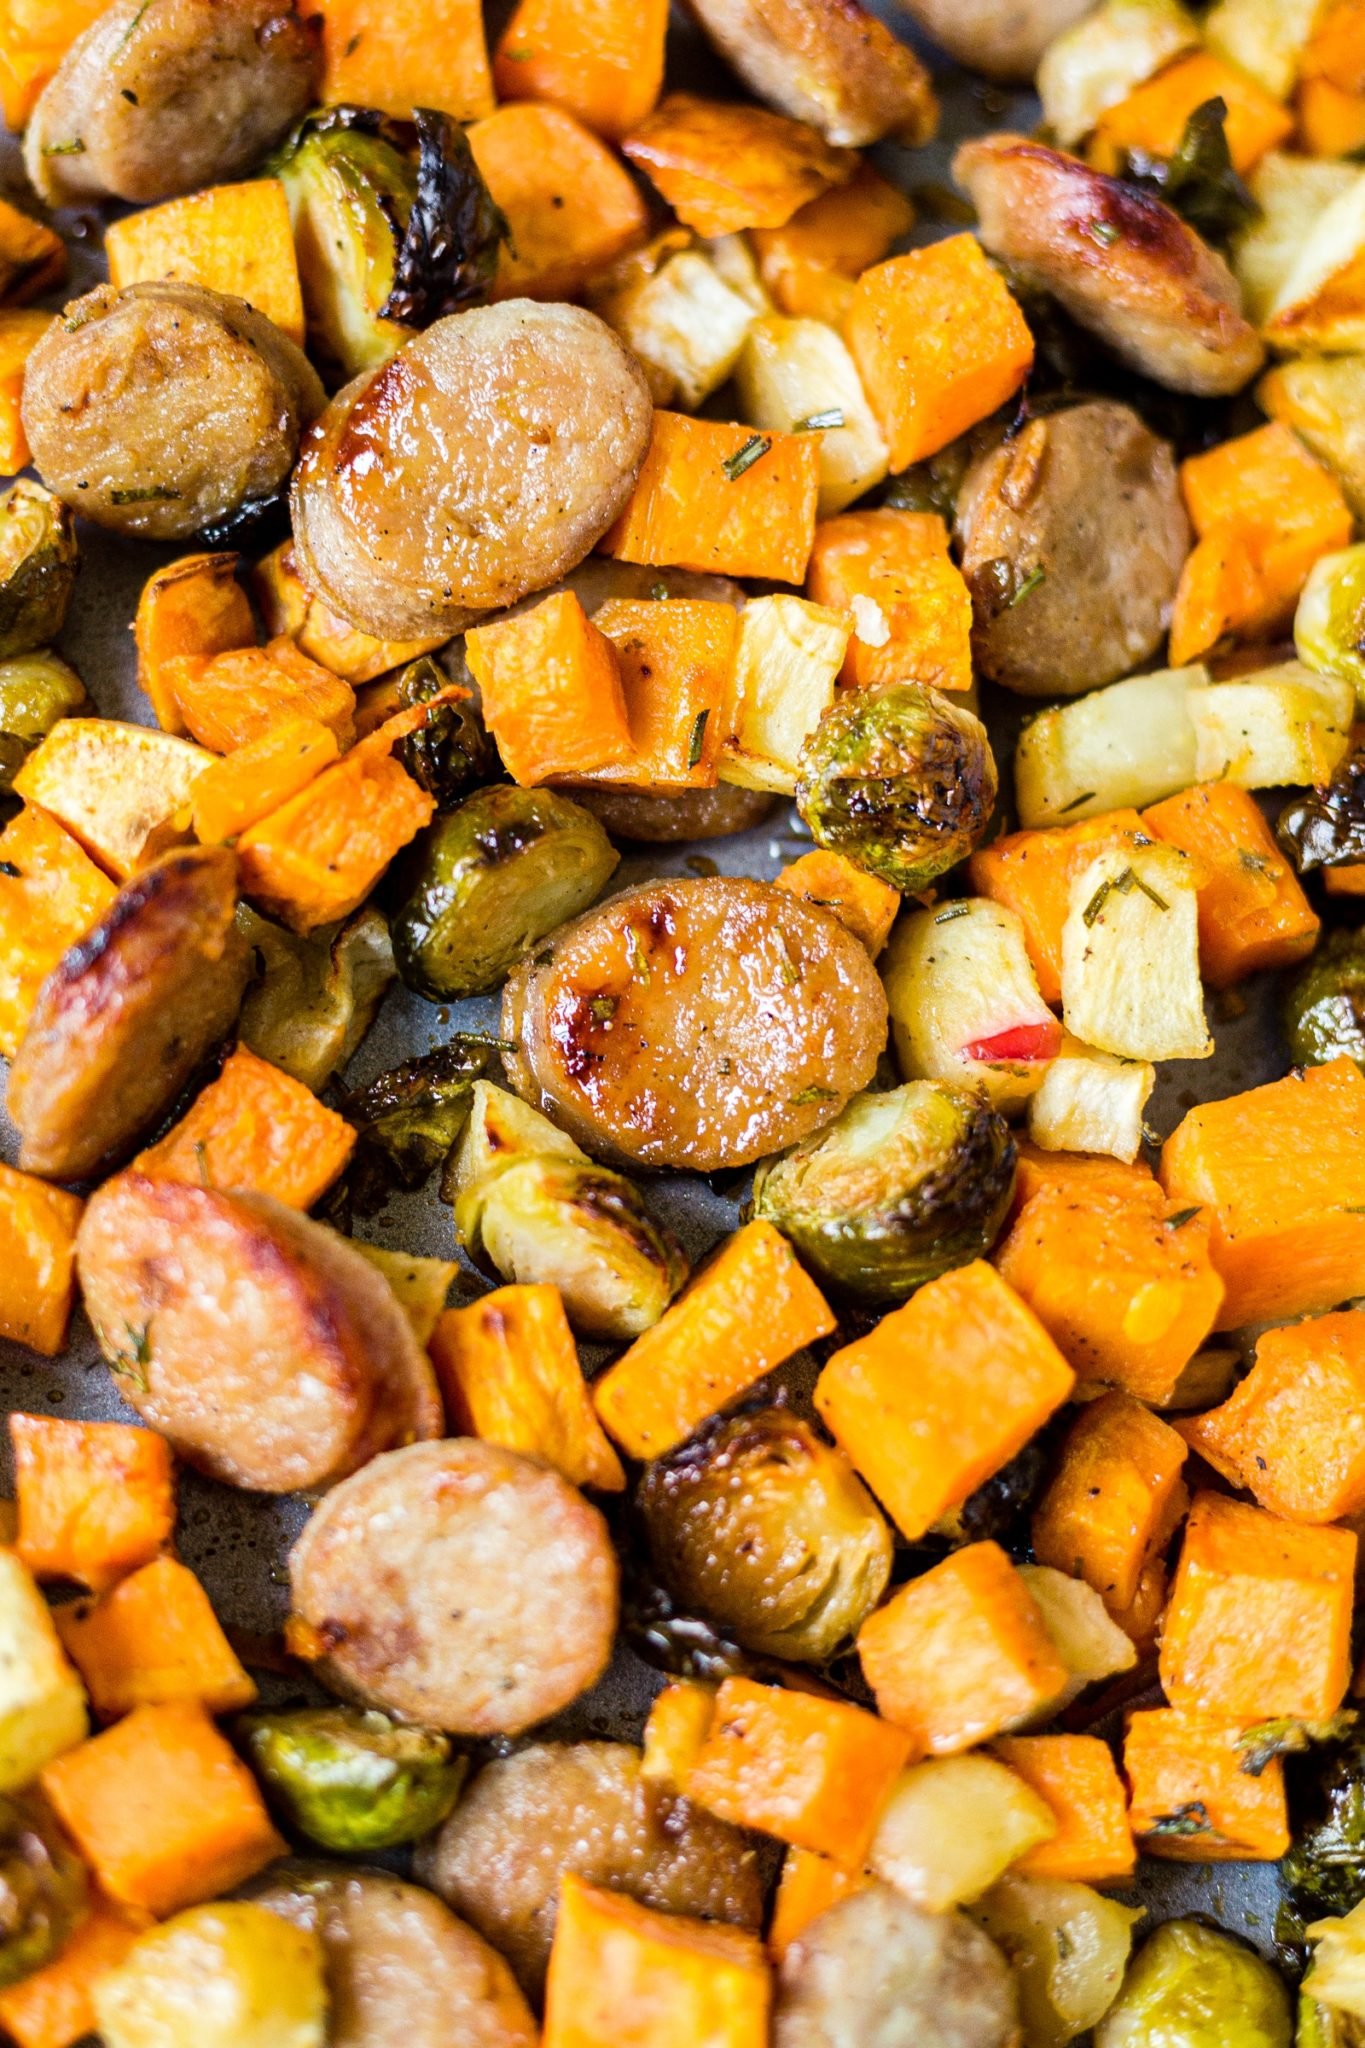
[586,597,738,790]
[134,553,256,734]
[993,1734,1135,1885]
[773,849,900,956]
[642,1680,716,1794]
[601,412,822,586]
[622,92,855,238]
[11,1413,175,1594]
[132,1044,355,1211]
[1142,781,1319,987]
[1032,1392,1189,1615]
[1011,1141,1155,1214]
[767,1848,869,1963]
[1124,1707,1290,1861]
[0,1164,82,1357]
[470,102,649,299]
[164,639,356,755]
[493,0,669,140]
[318,0,494,121]
[11,721,212,881]
[54,1555,256,1721]
[806,508,972,692]
[465,590,635,787]
[1090,51,1292,175]
[752,163,916,317]
[252,541,445,684]
[104,179,304,345]
[191,717,341,845]
[0,195,64,306]
[0,309,53,474]
[1159,1491,1355,1722]
[0,806,117,1057]
[0,1902,142,2048]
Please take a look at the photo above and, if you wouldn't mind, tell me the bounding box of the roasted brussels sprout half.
[394,657,495,807]
[0,482,77,661]
[933,1436,1051,1550]
[751,1080,1016,1304]
[237,904,396,1092]
[0,1792,89,1990]
[271,105,506,380]
[1297,545,1365,712]
[1284,933,1365,1072]
[460,1153,688,1341]
[637,1407,893,1663]
[342,1036,497,1208]
[1284,1730,1365,1930]
[1300,1997,1365,2048]
[239,1706,466,1852]
[1096,1921,1292,2048]
[1278,734,1365,874]
[0,653,87,795]
[391,785,619,1002]
[795,682,998,893]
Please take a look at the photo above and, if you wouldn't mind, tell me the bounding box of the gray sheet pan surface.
[0,0,1301,1968]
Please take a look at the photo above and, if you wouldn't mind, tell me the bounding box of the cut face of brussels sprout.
[1296,546,1365,712]
[1284,1730,1365,1928]
[638,1407,893,1663]
[0,482,77,661]
[391,784,620,1002]
[970,1874,1142,2048]
[394,656,495,807]
[94,1902,327,2048]
[460,1153,688,1341]
[751,1080,1016,1304]
[239,1707,467,1852]
[1096,1920,1293,2048]
[797,681,998,893]
[867,1754,1056,1912]
[1279,735,1365,875]
[0,1792,88,1990]
[1285,932,1365,1070]
[445,1078,586,1205]
[0,652,87,794]
[236,904,396,1092]
[342,1037,498,1206]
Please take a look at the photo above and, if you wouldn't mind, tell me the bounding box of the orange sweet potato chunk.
[0,194,65,307]
[994,1181,1225,1404]
[0,309,54,474]
[1011,1141,1155,1213]
[469,102,649,299]
[806,508,973,692]
[1159,1057,1365,1328]
[1090,51,1294,176]
[429,1285,625,1493]
[752,163,916,319]
[0,804,116,1056]
[252,541,445,685]
[132,1044,355,1210]
[41,1700,284,1918]
[767,1848,869,1963]
[686,1677,913,1867]
[55,1555,256,1722]
[1124,1707,1290,1861]
[165,639,356,756]
[12,1413,175,1594]
[967,809,1152,1008]
[1299,74,1365,153]
[1159,1491,1356,1723]
[191,717,341,845]
[465,590,635,788]
[104,179,304,346]
[593,1220,835,1461]
[1179,1310,1365,1523]
[844,237,1034,472]
[317,0,494,121]
[994,1734,1135,1885]
[1032,1391,1189,1615]
[587,597,739,791]
[0,1902,143,2048]
[642,1681,716,1794]
[134,553,256,735]
[0,1163,83,1357]
[622,93,855,238]
[493,0,668,140]
[1142,782,1319,988]
[814,1262,1074,1542]
[774,850,900,956]
[601,412,822,585]
[857,1541,1069,1753]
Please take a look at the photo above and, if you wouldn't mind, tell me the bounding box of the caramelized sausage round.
[416,1742,765,1998]
[251,1864,538,2048]
[895,0,1092,80]
[288,1439,619,1735]
[556,782,778,844]
[23,283,323,541]
[291,302,654,641]
[75,1179,441,1491]
[954,135,1264,397]
[955,401,1191,696]
[24,0,318,206]
[500,876,889,1171]
[8,846,250,1179]
[685,0,936,144]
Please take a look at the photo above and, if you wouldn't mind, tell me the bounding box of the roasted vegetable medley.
[7,0,1365,2041]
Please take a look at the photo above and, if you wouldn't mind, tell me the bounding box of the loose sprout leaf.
[1009,564,1047,606]
[1118,98,1259,247]
[793,409,846,432]
[1239,1712,1359,1778]
[394,655,495,805]
[687,708,710,770]
[380,109,509,326]
[1278,738,1365,872]
[1164,1205,1202,1230]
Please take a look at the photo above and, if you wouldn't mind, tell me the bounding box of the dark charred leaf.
[394,656,496,806]
[1279,737,1365,871]
[1118,98,1259,247]
[380,110,508,325]
[340,1036,496,1209]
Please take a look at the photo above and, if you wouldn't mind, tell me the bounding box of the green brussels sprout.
[0,652,87,794]
[1284,932,1365,1070]
[270,106,506,380]
[1300,1994,1365,2047]
[795,681,998,893]
[637,1407,894,1663]
[1284,1729,1365,1928]
[0,483,77,661]
[239,1707,466,1852]
[393,657,495,808]
[236,904,395,1093]
[391,785,619,1002]
[1096,1921,1292,2048]
[1278,735,1365,874]
[341,1036,497,1209]
[751,1079,1016,1304]
[0,1792,89,1990]
[1296,544,1365,712]
[460,1152,689,1341]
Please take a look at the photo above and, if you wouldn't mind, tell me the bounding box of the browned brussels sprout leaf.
[341,1036,499,1209]
[394,655,496,807]
[0,1792,89,1990]
[381,110,508,327]
[1118,98,1259,247]
[1279,737,1365,873]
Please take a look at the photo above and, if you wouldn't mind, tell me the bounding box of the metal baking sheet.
[0,0,1296,1964]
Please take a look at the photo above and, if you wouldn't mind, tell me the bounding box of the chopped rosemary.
[109,1320,152,1391]
[1146,1801,1211,1838]
[1164,1206,1202,1230]
[589,996,617,1023]
[1058,791,1097,814]
[1084,218,1122,246]
[42,138,86,156]
[626,928,652,984]
[1238,849,1274,876]
[722,434,771,481]
[688,708,710,770]
[1009,564,1047,607]
[0,861,20,878]
[790,1084,837,1105]
[193,1138,211,1187]
[934,902,971,923]
[793,408,845,432]
[1082,865,1169,926]
[775,934,801,987]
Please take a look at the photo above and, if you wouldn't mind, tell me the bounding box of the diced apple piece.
[867,1754,1056,1913]
[719,594,849,795]
[595,246,757,410]
[1014,668,1207,829]
[736,315,888,517]
[1205,0,1322,100]
[1234,154,1361,326]
[1018,1564,1138,1715]
[1265,171,1365,354]
[1036,0,1201,148]
[1061,842,1211,1063]
[0,1547,86,1791]
[1190,660,1354,789]
[1027,1034,1155,1165]
[883,899,1061,1116]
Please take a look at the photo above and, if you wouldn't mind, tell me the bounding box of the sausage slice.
[7,846,249,1179]
[954,136,1264,397]
[555,782,778,844]
[774,1886,1022,2048]
[23,283,323,542]
[684,0,936,145]
[251,1864,538,2048]
[75,1178,441,1492]
[25,0,319,206]
[500,876,888,1171]
[894,0,1092,81]
[291,303,653,641]
[416,1742,766,1997]
[955,401,1191,696]
[288,1439,619,1735]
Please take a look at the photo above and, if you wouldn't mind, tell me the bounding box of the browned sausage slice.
[251,1864,538,2048]
[291,303,654,641]
[500,876,888,1171]
[955,401,1191,696]
[24,0,318,206]
[684,0,937,145]
[75,1178,441,1492]
[774,1886,1021,2048]
[954,136,1264,397]
[555,782,778,844]
[893,0,1092,81]
[416,1741,766,1997]
[23,283,323,542]
[288,1439,619,1735]
[7,845,250,1179]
